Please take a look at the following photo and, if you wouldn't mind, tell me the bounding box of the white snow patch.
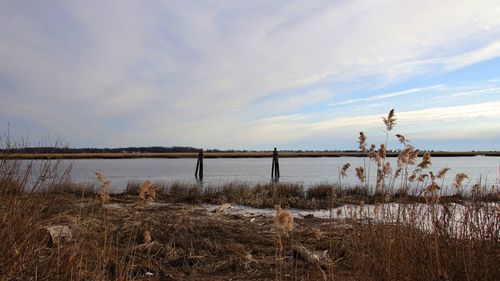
[204,202,499,238]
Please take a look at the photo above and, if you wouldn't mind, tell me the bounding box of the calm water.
[65,156,500,193]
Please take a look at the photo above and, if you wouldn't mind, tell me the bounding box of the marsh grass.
[53,176,499,210]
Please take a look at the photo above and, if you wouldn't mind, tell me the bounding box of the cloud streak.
[331,85,445,106]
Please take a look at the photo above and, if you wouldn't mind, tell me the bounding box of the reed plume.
[417,152,432,169]
[408,173,417,182]
[395,134,409,145]
[341,163,351,178]
[378,144,386,160]
[397,146,413,166]
[138,180,156,202]
[424,182,441,203]
[358,132,367,152]
[436,168,450,179]
[96,172,105,183]
[409,149,419,165]
[425,182,441,193]
[382,109,396,131]
[429,171,435,181]
[368,144,377,160]
[355,167,366,183]
[100,181,111,204]
[453,173,469,189]
[418,174,428,182]
[383,162,391,175]
[394,167,402,178]
[95,172,110,204]
[273,205,294,234]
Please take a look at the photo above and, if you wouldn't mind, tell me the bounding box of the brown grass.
[2,109,500,280]
[1,191,348,280]
[1,186,498,281]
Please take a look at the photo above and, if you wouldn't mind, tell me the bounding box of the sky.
[1,0,500,151]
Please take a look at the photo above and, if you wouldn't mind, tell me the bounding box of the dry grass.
[96,172,111,204]
[1,109,500,280]
[1,187,497,281]
[0,191,346,280]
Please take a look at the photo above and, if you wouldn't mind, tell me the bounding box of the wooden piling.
[195,149,204,180]
[271,148,280,180]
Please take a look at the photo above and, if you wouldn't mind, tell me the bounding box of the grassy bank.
[121,180,499,209]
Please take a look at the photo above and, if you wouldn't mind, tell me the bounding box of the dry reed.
[395,133,408,145]
[95,172,110,204]
[340,163,351,178]
[382,108,396,131]
[358,132,367,152]
[138,180,156,202]
[417,151,432,169]
[453,172,469,190]
[355,167,366,183]
[273,204,294,235]
[436,168,450,179]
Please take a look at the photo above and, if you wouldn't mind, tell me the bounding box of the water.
[65,156,500,192]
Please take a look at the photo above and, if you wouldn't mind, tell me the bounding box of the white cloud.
[1,0,500,148]
[237,101,500,148]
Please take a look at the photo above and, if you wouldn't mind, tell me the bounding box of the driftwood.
[292,243,329,280]
[292,244,330,267]
[43,225,72,246]
[212,203,233,213]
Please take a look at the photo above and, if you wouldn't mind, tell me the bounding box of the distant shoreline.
[2,151,500,159]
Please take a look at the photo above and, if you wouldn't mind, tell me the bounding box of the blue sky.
[1,0,500,151]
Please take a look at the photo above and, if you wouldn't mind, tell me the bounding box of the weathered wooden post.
[195,149,204,181]
[271,147,280,180]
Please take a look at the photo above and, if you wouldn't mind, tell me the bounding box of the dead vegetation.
[0,192,351,280]
[1,188,498,281]
[1,110,500,280]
